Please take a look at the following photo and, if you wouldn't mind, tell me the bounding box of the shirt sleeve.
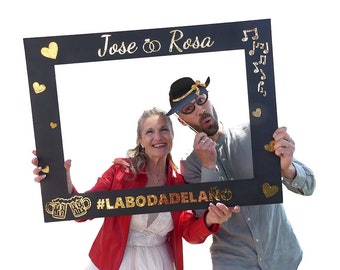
[201,167,219,182]
[180,154,219,184]
[282,159,316,196]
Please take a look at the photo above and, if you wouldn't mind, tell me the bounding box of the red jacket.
[77,158,219,270]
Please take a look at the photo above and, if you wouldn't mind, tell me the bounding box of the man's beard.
[197,112,219,136]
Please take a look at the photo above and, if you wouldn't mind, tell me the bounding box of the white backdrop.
[1,1,338,269]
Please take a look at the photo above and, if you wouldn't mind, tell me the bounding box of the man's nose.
[196,104,205,115]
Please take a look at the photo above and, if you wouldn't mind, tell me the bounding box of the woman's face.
[138,115,174,161]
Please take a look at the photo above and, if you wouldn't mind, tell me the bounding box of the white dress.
[85,212,176,270]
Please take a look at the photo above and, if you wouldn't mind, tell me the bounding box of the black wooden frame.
[24,19,282,222]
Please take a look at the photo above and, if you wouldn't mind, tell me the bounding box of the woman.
[32,107,237,270]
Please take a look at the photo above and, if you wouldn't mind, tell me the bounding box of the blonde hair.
[114,107,178,179]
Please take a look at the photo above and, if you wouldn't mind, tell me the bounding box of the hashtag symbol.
[96,199,106,209]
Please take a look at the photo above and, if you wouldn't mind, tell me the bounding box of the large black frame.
[24,19,282,222]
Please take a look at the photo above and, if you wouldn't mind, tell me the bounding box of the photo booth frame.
[24,18,282,222]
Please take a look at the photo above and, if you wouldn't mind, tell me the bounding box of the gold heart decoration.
[262,183,278,198]
[33,82,46,94]
[42,165,50,174]
[264,140,275,152]
[41,42,58,59]
[50,122,57,129]
[252,108,262,118]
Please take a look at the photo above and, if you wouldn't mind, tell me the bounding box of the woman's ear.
[137,138,144,148]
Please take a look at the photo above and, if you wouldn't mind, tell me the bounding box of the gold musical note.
[256,42,269,54]
[242,28,259,42]
[249,41,256,56]
[257,81,267,97]
[253,62,260,73]
[259,55,267,65]
[249,41,269,56]
[261,42,269,54]
[259,69,266,80]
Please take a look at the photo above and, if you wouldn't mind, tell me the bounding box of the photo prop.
[24,19,282,222]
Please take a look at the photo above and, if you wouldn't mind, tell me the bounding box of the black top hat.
[166,76,210,116]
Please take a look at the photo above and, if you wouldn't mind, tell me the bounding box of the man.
[166,76,315,270]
